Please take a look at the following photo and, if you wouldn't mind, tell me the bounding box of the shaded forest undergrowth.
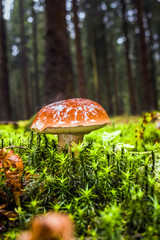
[1,114,160,239]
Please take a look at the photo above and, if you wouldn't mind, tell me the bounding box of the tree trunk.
[101,25,113,115]
[145,9,158,110]
[133,34,143,112]
[45,0,74,104]
[135,0,154,111]
[110,37,121,115]
[0,0,11,120]
[72,0,87,98]
[32,0,40,111]
[120,0,137,114]
[19,0,32,119]
[111,55,120,115]
[90,32,100,103]
[148,27,158,110]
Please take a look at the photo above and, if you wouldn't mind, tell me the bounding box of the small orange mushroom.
[0,148,23,207]
[17,212,74,240]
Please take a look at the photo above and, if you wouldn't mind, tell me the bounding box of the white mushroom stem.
[58,134,84,149]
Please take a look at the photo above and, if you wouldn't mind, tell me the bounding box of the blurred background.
[0,0,160,121]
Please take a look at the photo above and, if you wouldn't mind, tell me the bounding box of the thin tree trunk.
[101,26,113,114]
[19,0,32,119]
[32,0,40,110]
[133,34,143,112]
[0,0,11,120]
[135,0,154,111]
[45,0,74,104]
[158,33,160,91]
[90,32,100,103]
[111,55,120,115]
[105,52,113,115]
[72,0,87,98]
[146,15,158,110]
[120,0,137,114]
[110,38,121,115]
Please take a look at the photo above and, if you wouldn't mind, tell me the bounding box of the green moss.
[1,115,160,239]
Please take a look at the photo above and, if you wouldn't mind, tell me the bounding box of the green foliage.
[99,203,123,240]
[1,117,160,239]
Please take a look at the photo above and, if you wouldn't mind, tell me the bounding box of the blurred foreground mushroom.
[0,148,23,207]
[17,212,74,240]
[31,98,110,149]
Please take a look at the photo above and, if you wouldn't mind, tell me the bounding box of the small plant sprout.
[31,98,110,149]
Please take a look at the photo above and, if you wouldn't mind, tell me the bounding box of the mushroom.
[31,98,110,149]
[17,212,74,240]
[1,148,23,207]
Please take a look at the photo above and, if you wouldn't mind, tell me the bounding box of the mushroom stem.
[58,134,84,149]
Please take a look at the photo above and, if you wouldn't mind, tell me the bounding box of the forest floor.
[111,114,141,124]
[1,112,160,240]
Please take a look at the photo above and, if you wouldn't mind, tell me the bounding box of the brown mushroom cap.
[31,98,110,134]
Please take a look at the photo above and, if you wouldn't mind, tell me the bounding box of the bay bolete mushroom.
[31,98,110,148]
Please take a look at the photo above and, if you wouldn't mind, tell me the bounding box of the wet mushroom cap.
[31,98,110,134]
